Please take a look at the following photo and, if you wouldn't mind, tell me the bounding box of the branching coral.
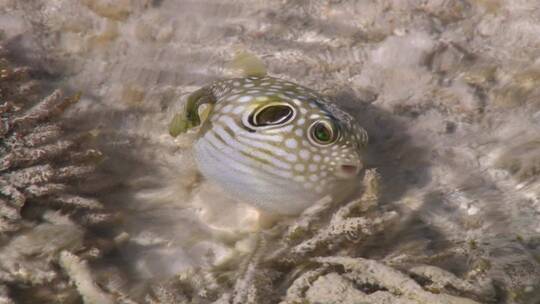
[305,256,482,304]
[0,44,118,303]
[146,266,224,304]
[0,52,112,234]
[59,251,116,304]
[145,169,491,304]
[273,169,398,263]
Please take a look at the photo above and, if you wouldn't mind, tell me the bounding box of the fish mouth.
[336,161,362,179]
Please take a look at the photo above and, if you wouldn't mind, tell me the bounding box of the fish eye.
[248,103,295,127]
[309,120,338,146]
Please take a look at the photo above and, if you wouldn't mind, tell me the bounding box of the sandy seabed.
[1,1,540,303]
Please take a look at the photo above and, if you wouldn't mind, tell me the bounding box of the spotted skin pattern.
[191,76,368,215]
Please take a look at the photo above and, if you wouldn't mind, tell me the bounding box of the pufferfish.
[170,64,368,215]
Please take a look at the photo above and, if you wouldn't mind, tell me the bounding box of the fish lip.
[335,160,362,179]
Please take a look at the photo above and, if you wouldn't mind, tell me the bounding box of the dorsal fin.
[226,51,267,77]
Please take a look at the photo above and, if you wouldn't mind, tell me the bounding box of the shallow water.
[1,0,540,303]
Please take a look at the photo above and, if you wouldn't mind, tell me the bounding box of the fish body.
[172,75,368,215]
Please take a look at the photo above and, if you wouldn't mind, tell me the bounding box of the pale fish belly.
[194,136,323,215]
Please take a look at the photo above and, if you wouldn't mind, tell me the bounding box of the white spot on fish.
[299,149,310,160]
[285,138,298,149]
[232,106,245,115]
[238,96,253,103]
[286,154,298,162]
[294,175,306,182]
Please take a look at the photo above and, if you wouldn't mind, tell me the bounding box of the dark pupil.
[253,105,293,126]
[314,123,332,142]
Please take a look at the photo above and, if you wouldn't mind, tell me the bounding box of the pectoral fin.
[169,87,216,138]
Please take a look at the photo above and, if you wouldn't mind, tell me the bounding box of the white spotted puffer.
[170,75,369,215]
